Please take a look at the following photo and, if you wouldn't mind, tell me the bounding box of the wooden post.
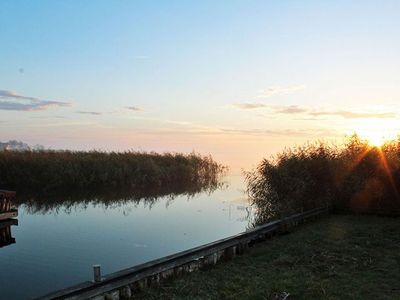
[93,265,102,283]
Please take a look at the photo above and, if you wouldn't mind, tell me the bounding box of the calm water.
[0,176,252,300]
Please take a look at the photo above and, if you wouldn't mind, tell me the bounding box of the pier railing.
[37,206,329,300]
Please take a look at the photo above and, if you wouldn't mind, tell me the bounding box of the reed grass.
[0,150,225,196]
[247,134,400,224]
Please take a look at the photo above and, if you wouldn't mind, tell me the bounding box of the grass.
[135,214,400,300]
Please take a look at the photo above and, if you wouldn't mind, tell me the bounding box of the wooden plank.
[0,209,18,221]
[36,207,329,300]
[0,190,16,199]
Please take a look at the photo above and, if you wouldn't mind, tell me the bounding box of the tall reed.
[0,150,226,195]
[247,135,400,224]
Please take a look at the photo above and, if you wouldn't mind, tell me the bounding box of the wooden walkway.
[37,206,329,300]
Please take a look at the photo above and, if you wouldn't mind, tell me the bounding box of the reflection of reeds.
[0,151,226,210]
[247,134,400,225]
[17,179,228,215]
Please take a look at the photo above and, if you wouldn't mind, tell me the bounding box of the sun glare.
[363,133,386,147]
[352,119,398,147]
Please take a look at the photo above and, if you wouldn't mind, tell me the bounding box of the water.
[0,176,252,300]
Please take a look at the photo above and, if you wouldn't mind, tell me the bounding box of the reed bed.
[0,150,225,196]
[247,134,400,224]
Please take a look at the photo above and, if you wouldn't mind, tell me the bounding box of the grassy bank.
[247,135,400,224]
[136,214,400,300]
[0,150,225,194]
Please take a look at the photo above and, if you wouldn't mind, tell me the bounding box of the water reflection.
[0,191,19,248]
[15,178,228,214]
[0,219,18,248]
[0,175,252,300]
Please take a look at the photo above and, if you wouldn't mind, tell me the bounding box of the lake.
[0,175,252,299]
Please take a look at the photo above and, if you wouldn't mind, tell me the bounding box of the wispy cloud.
[234,101,397,120]
[274,105,308,114]
[217,127,336,137]
[77,111,104,116]
[232,102,266,110]
[75,106,143,116]
[272,105,397,119]
[141,126,339,138]
[0,90,71,111]
[309,110,396,119]
[0,90,38,101]
[257,85,306,98]
[125,106,143,112]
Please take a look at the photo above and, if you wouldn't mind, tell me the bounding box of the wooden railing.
[37,206,329,300]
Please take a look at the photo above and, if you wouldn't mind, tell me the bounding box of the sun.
[362,132,386,147]
[352,119,398,147]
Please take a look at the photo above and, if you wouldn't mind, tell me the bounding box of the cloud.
[272,105,397,119]
[0,90,38,101]
[257,85,306,98]
[309,110,396,119]
[274,105,308,114]
[77,111,103,116]
[232,103,266,110]
[134,120,338,138]
[75,106,143,116]
[233,85,306,110]
[233,103,307,113]
[125,106,143,112]
[216,127,337,137]
[0,90,71,111]
[236,102,397,120]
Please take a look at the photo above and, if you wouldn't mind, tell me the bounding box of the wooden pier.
[0,190,18,248]
[0,190,18,221]
[37,206,329,300]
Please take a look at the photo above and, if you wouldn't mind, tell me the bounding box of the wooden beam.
[0,190,16,200]
[0,209,18,221]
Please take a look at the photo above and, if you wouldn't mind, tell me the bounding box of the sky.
[1,0,400,172]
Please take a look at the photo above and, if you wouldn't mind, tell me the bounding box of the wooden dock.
[37,206,329,300]
[0,190,18,221]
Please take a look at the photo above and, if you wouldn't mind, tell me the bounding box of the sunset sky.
[1,1,400,172]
